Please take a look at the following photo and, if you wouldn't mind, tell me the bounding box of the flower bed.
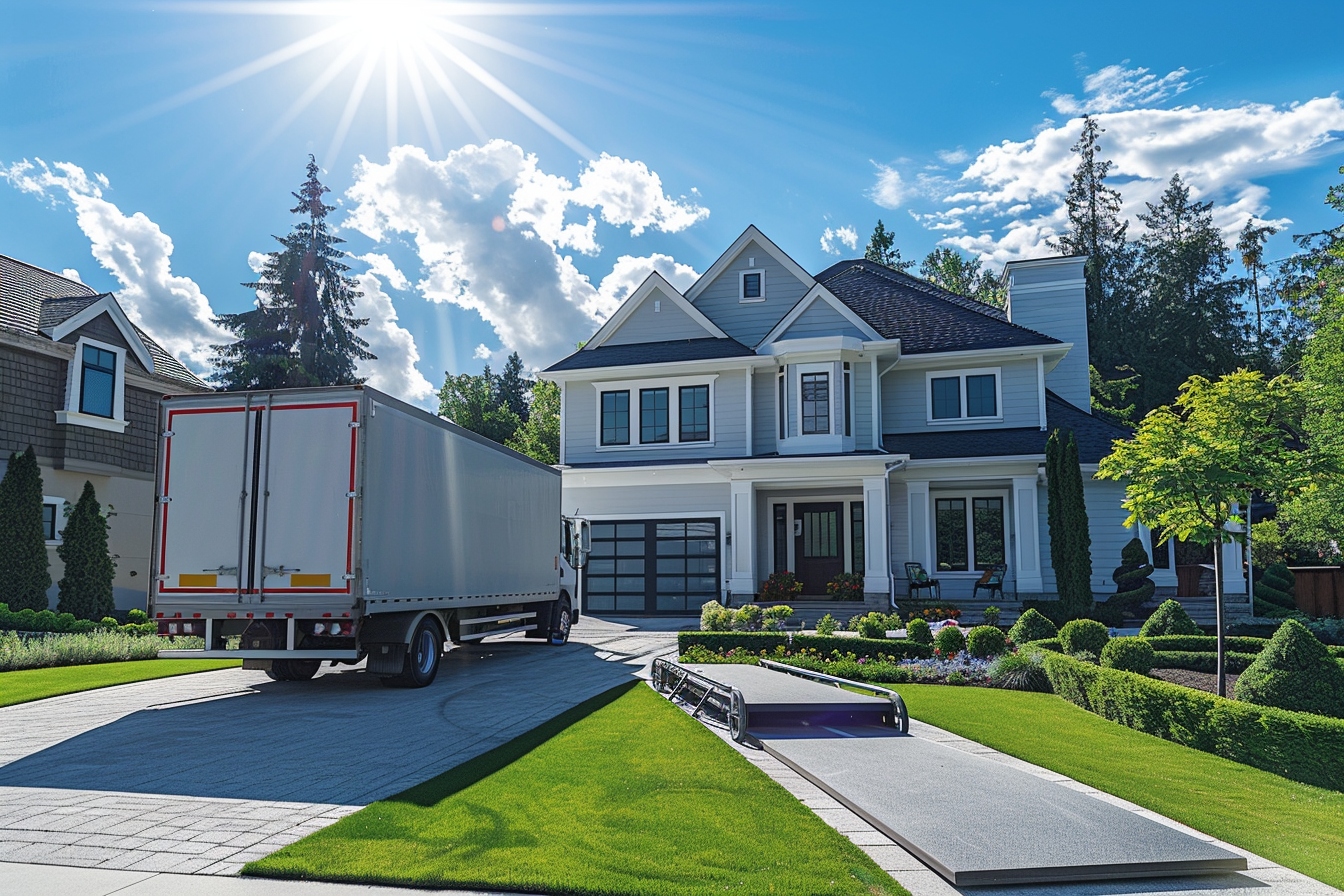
[0,630,204,672]
[678,641,990,686]
[678,630,932,661]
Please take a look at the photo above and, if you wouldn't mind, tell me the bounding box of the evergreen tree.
[507,379,561,464]
[0,446,52,611]
[56,481,115,621]
[438,366,522,445]
[1237,217,1280,370]
[212,156,374,389]
[496,352,532,423]
[864,220,914,272]
[1045,430,1093,619]
[918,247,1004,306]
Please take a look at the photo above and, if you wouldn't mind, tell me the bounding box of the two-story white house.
[539,226,1190,616]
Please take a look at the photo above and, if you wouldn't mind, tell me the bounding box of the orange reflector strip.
[290,573,332,588]
[178,574,217,587]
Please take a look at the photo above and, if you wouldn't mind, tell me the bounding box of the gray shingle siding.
[0,345,64,460]
[58,312,152,377]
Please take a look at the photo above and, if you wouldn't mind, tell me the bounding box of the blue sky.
[3,1,1342,406]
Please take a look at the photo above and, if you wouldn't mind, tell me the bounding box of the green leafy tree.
[1098,369,1309,695]
[56,481,115,621]
[1045,430,1093,619]
[918,247,1004,306]
[438,366,522,445]
[0,446,51,611]
[213,156,374,389]
[506,379,560,464]
[864,220,914,272]
[1089,364,1138,425]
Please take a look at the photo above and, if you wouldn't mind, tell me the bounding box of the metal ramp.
[653,659,1247,887]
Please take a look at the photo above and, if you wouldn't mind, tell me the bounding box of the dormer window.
[56,336,130,433]
[740,270,765,303]
[80,345,117,418]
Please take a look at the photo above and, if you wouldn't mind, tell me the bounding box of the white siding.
[1006,261,1090,410]
[1038,476,1133,595]
[881,358,1040,433]
[563,481,729,518]
[691,240,811,346]
[777,301,868,341]
[753,368,778,455]
[602,288,713,346]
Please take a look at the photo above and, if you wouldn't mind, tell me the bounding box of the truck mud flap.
[366,642,408,676]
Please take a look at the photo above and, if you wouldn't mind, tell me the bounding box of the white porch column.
[1011,475,1044,594]
[728,480,756,599]
[862,475,890,594]
[906,480,931,575]
[1222,537,1246,596]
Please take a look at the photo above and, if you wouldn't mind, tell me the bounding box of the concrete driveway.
[0,617,678,876]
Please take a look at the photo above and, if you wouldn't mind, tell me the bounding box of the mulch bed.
[1150,667,1239,694]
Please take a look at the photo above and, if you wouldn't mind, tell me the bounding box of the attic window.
[740,270,765,303]
[55,336,130,434]
[80,345,117,418]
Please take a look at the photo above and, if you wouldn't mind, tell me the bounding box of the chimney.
[1003,255,1090,412]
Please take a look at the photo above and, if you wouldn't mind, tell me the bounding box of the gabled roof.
[757,282,882,347]
[882,391,1132,463]
[815,259,1060,354]
[685,225,814,303]
[584,271,727,349]
[544,337,755,372]
[0,254,207,388]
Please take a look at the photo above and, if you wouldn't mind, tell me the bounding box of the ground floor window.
[585,518,720,614]
[934,493,1006,572]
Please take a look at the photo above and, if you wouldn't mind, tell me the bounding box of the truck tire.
[266,659,321,682]
[548,599,572,646]
[381,616,443,688]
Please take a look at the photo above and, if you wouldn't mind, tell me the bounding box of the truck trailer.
[150,385,588,687]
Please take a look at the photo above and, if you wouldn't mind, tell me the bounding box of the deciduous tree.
[507,379,560,464]
[438,366,522,446]
[918,247,1004,306]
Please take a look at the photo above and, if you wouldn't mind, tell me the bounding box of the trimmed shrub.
[989,651,1052,692]
[1046,430,1093,619]
[56,481,115,621]
[1088,602,1126,627]
[0,446,52,612]
[1042,652,1344,792]
[731,604,763,632]
[854,612,892,640]
[981,606,1001,627]
[1009,609,1058,646]
[1021,637,1063,653]
[761,605,794,631]
[1235,619,1344,718]
[1255,563,1298,618]
[1139,599,1201,637]
[1059,618,1109,656]
[1100,636,1155,675]
[905,617,932,646]
[1229,618,1288,639]
[966,625,1007,658]
[676,631,933,661]
[0,630,195,672]
[1108,537,1156,616]
[1143,634,1270,654]
[126,608,149,625]
[934,625,966,657]
[1151,651,1260,674]
[700,600,732,632]
[814,613,838,636]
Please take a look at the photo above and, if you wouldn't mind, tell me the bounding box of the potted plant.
[826,572,865,601]
[759,570,804,602]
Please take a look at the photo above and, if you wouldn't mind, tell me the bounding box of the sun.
[343,0,433,52]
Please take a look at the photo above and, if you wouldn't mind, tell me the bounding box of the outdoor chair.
[973,564,1007,601]
[905,562,940,600]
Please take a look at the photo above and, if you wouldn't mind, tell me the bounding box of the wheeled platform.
[654,659,1247,887]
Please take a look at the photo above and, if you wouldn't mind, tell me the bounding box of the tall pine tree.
[212,156,374,389]
[56,481,115,621]
[864,220,914,272]
[0,447,52,611]
[1043,430,1093,620]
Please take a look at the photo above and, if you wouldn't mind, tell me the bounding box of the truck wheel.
[381,617,443,688]
[266,659,321,682]
[548,600,572,646]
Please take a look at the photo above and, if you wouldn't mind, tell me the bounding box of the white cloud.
[344,141,704,370]
[473,343,492,360]
[868,162,910,209]
[591,253,699,321]
[819,225,859,255]
[60,268,84,284]
[2,159,228,373]
[1047,62,1197,115]
[352,269,436,404]
[913,96,1344,264]
[937,148,970,165]
[356,252,411,291]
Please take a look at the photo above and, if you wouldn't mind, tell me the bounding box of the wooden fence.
[1290,566,1344,619]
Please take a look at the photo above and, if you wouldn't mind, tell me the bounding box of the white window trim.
[925,366,1003,425]
[739,269,766,303]
[593,374,718,450]
[930,489,1010,576]
[769,496,867,579]
[42,496,68,545]
[56,336,129,434]
[795,362,835,437]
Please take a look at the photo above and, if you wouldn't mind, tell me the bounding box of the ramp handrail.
[651,657,749,741]
[758,659,909,733]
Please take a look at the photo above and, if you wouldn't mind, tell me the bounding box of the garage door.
[584,519,720,614]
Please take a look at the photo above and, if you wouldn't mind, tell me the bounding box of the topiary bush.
[1235,619,1344,718]
[700,600,732,632]
[761,605,794,631]
[56,481,115,621]
[0,446,52,612]
[934,625,966,657]
[989,650,1052,692]
[1009,608,1057,646]
[1108,537,1156,616]
[905,617,932,646]
[982,606,1001,627]
[1100,636,1155,674]
[731,604,763,632]
[966,625,1008,658]
[1254,563,1298,618]
[1059,618,1110,656]
[1139,599,1202,637]
[854,611,894,640]
[814,613,838,636]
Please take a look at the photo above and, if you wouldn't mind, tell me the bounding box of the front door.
[794,503,844,595]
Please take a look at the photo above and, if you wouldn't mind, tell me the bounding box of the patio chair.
[905,562,940,600]
[973,564,1007,601]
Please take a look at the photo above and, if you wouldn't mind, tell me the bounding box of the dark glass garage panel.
[584,518,720,614]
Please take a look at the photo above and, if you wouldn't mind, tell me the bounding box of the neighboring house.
[541,227,1246,616]
[0,255,211,611]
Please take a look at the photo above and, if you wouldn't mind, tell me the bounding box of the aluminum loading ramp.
[654,660,1246,887]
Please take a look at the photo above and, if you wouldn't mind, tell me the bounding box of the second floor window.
[930,369,1000,422]
[640,388,669,443]
[80,345,117,418]
[801,372,829,434]
[679,385,709,442]
[601,391,629,445]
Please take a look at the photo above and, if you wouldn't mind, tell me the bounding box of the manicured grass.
[900,684,1344,889]
[247,683,907,896]
[0,658,241,708]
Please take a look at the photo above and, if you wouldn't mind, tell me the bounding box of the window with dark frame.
[935,497,969,571]
[773,505,788,573]
[930,376,961,420]
[79,345,117,418]
[971,497,1006,568]
[801,372,829,434]
[640,388,669,443]
[42,503,59,541]
[966,374,998,417]
[679,385,710,442]
[843,363,852,437]
[850,503,864,573]
[742,271,762,300]
[600,390,629,445]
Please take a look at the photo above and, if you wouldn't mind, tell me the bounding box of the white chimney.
[1003,255,1090,412]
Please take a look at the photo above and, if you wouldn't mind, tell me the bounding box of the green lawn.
[0,658,240,708]
[246,683,907,896]
[900,684,1344,889]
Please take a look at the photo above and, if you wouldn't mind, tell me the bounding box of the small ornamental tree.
[1254,563,1297,618]
[0,446,51,611]
[56,481,116,621]
[1107,537,1156,617]
[1045,430,1093,619]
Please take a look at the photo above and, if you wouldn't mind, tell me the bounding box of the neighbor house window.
[928,368,1001,422]
[601,391,629,445]
[740,270,765,302]
[80,345,117,418]
[42,502,60,542]
[801,372,829,434]
[935,493,1007,572]
[640,388,669,443]
[679,385,709,442]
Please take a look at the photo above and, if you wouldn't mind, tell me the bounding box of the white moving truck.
[150,386,588,687]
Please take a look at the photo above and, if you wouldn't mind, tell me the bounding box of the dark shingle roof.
[0,254,208,389]
[814,259,1060,354]
[882,392,1131,463]
[545,337,756,372]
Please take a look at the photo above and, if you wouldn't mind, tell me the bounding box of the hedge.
[677,631,933,660]
[1020,637,1063,653]
[1151,651,1261,674]
[1144,634,1344,661]
[1042,652,1344,792]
